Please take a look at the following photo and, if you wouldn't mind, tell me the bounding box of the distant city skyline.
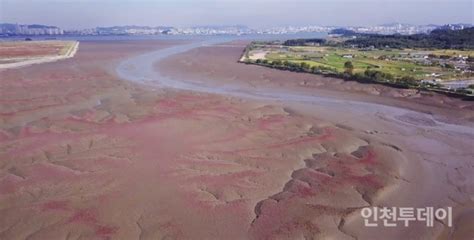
[1,0,473,30]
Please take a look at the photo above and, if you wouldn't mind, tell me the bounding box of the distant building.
[0,23,63,36]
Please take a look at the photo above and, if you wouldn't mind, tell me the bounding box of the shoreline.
[244,60,474,101]
[0,41,79,70]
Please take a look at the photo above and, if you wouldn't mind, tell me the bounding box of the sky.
[1,0,473,29]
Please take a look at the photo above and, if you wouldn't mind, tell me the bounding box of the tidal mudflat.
[0,41,79,69]
[0,39,473,239]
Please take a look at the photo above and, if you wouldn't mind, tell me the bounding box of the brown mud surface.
[0,40,473,240]
[0,41,72,59]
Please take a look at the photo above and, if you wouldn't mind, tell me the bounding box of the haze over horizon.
[1,0,473,29]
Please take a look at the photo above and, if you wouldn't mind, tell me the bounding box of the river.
[115,38,474,135]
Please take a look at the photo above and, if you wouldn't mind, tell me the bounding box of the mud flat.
[155,41,474,239]
[0,41,79,70]
[0,39,473,240]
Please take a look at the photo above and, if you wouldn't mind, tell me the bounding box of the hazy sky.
[1,0,473,29]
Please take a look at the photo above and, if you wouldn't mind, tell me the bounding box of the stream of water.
[116,39,474,135]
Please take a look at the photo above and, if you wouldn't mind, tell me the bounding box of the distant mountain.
[436,24,473,31]
[329,28,357,36]
[27,24,58,29]
[379,23,414,28]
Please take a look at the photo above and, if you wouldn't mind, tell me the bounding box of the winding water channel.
[116,39,474,135]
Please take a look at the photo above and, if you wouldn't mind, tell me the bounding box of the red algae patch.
[68,208,98,224]
[40,200,70,212]
[95,225,119,238]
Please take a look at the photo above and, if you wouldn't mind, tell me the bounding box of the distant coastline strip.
[0,41,79,70]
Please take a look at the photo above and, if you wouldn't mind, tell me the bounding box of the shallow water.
[116,39,474,135]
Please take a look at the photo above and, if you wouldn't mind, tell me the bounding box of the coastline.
[0,41,80,70]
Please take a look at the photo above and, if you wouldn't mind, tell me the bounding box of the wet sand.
[0,39,473,240]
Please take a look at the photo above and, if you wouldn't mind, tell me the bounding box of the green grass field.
[253,45,472,81]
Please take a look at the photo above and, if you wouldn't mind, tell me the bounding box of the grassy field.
[248,45,473,81]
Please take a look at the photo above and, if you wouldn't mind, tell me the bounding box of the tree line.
[344,27,474,50]
[287,28,474,50]
[253,59,418,89]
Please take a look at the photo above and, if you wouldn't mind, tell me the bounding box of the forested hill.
[344,27,474,49]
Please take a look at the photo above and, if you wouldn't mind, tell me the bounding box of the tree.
[311,66,320,73]
[444,63,455,69]
[398,76,416,85]
[300,62,310,71]
[272,60,282,66]
[344,61,354,75]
